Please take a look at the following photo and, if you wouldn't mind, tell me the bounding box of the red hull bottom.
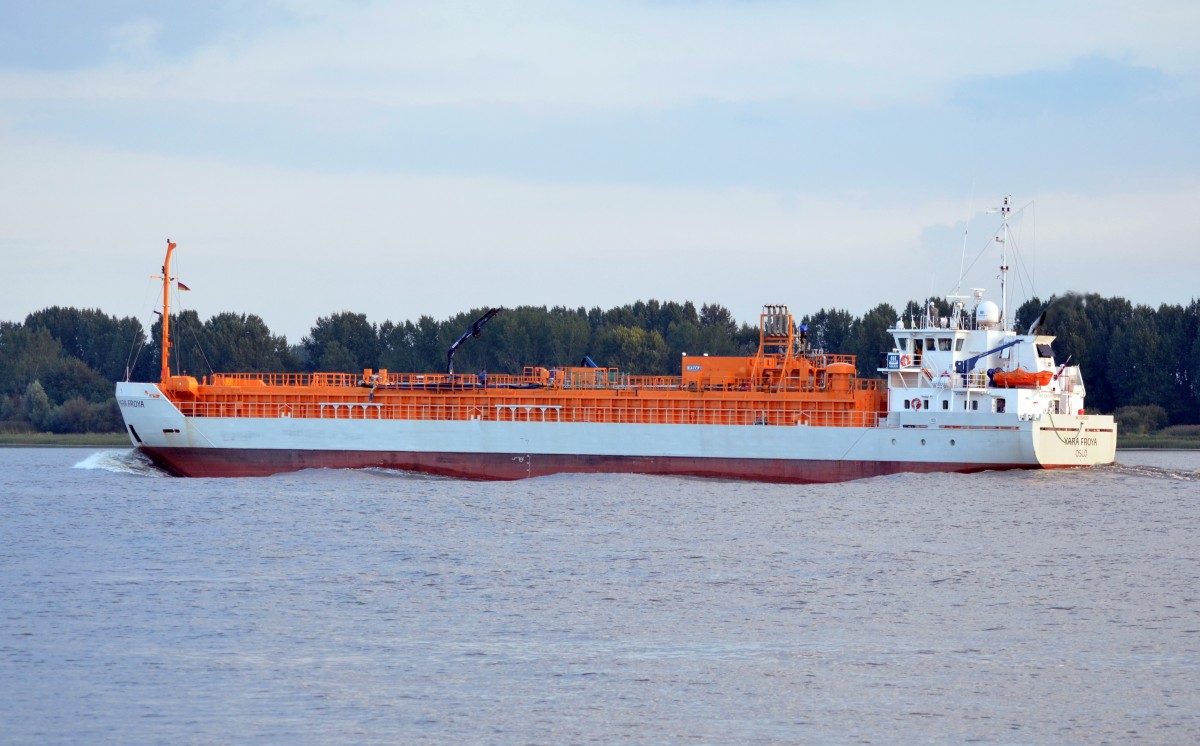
[139,446,1040,482]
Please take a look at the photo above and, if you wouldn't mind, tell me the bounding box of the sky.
[2,0,1198,343]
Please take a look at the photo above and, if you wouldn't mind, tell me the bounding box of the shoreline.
[0,433,131,447]
[1116,437,1200,450]
[1116,447,1200,452]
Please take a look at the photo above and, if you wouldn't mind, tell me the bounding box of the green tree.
[699,303,738,336]
[1107,306,1170,407]
[316,341,360,372]
[41,356,111,404]
[546,307,593,366]
[1187,300,1200,422]
[5,291,1195,429]
[1113,405,1169,434]
[1155,301,1199,424]
[304,312,379,372]
[664,320,701,361]
[593,325,668,374]
[202,312,299,373]
[147,310,207,378]
[801,308,855,353]
[0,323,63,395]
[899,297,953,328]
[22,380,52,431]
[850,303,899,377]
[379,317,443,373]
[24,306,149,382]
[1014,296,1044,334]
[1043,294,1126,414]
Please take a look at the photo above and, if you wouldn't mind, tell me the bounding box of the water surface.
[1,448,1198,743]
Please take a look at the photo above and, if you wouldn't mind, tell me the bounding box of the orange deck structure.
[161,317,888,431]
[151,239,886,431]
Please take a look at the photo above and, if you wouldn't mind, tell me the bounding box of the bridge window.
[955,338,965,351]
[938,338,951,351]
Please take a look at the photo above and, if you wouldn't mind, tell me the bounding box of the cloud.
[4,1,1196,110]
[951,56,1174,114]
[2,0,1199,341]
[106,18,161,63]
[0,130,950,339]
[0,1,285,72]
[1,2,1196,199]
[3,130,1197,343]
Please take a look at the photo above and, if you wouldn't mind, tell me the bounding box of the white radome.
[975,300,1001,328]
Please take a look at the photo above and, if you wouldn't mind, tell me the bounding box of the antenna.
[985,196,1012,332]
[999,196,1011,332]
[954,185,974,295]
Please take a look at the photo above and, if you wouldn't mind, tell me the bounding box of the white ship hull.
[116,382,1116,480]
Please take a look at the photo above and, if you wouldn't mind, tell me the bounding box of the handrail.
[173,397,886,429]
[203,369,887,395]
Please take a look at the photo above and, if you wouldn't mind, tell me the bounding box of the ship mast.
[998,196,1011,332]
[155,240,177,384]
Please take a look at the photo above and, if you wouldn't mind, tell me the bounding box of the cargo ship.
[116,199,1116,480]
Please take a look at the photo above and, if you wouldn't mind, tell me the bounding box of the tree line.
[2,294,1197,433]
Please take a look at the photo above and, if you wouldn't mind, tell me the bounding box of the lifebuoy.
[911,398,922,410]
[899,355,911,367]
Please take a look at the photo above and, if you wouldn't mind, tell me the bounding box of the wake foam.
[1111,462,1198,482]
[73,449,172,477]
[359,467,455,481]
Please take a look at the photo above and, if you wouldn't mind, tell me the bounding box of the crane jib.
[954,338,1025,376]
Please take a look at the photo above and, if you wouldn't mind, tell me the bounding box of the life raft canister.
[911,398,922,410]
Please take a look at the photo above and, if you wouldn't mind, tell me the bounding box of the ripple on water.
[4,446,1197,743]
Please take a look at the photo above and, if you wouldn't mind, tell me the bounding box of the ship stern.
[1032,413,1117,469]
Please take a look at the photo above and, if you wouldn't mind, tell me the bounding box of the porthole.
[891,438,896,445]
[950,439,956,446]
[920,438,926,446]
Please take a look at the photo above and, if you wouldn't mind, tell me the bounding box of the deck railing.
[173,398,884,429]
[200,369,885,395]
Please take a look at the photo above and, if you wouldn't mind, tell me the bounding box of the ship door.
[913,338,924,365]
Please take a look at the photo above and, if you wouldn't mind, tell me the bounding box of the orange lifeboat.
[992,368,1053,388]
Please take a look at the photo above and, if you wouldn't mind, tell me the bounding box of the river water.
[2,447,1198,744]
